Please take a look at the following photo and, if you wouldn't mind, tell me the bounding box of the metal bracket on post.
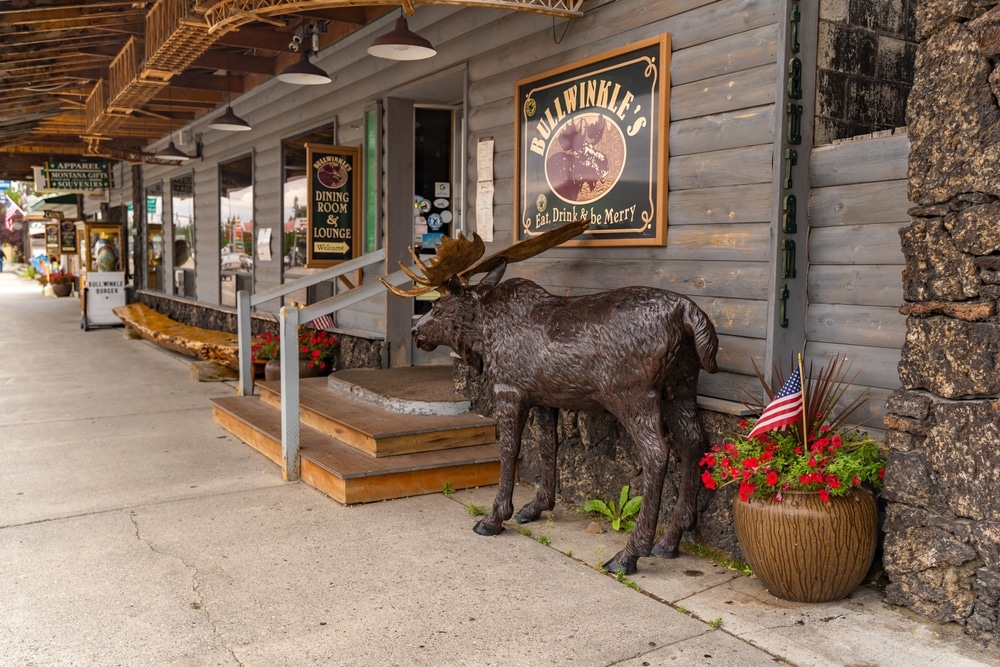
[279,305,301,482]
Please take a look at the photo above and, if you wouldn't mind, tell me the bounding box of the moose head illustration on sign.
[382,219,719,574]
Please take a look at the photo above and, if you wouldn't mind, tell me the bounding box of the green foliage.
[465,503,486,517]
[708,617,724,629]
[536,535,550,546]
[441,482,455,497]
[582,485,643,532]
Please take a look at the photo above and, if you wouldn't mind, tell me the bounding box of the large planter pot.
[732,488,877,603]
[51,282,72,297]
[263,358,329,382]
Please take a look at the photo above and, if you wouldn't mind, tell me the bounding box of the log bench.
[112,302,240,372]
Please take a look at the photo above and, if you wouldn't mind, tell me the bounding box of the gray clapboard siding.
[670,23,778,85]
[807,304,906,349]
[516,258,769,299]
[808,180,911,227]
[699,370,762,403]
[808,265,905,308]
[809,224,906,265]
[805,341,901,391]
[669,185,773,224]
[669,145,773,190]
[671,63,777,121]
[810,133,909,187]
[664,223,770,261]
[670,105,775,156]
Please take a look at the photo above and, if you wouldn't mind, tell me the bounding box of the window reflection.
[220,155,253,307]
[171,175,194,298]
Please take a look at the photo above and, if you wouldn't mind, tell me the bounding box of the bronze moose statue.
[383,220,719,574]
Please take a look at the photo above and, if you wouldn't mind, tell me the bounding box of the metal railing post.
[236,288,253,396]
[279,305,301,481]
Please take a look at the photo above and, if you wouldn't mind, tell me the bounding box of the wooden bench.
[113,303,240,371]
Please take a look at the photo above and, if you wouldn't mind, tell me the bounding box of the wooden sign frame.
[306,144,361,269]
[515,34,670,247]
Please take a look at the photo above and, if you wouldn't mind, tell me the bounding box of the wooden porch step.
[255,377,495,458]
[210,395,500,505]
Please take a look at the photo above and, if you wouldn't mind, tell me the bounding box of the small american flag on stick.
[747,367,803,440]
[309,314,335,331]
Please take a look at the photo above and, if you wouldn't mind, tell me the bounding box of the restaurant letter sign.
[515,35,669,246]
[306,144,360,268]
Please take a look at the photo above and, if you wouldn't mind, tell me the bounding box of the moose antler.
[459,218,589,280]
[381,219,588,298]
[381,232,485,297]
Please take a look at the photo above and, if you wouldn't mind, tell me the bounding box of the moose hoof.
[473,519,504,536]
[651,543,679,559]
[515,507,541,524]
[602,553,638,575]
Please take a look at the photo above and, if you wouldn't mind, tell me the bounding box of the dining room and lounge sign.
[515,34,670,246]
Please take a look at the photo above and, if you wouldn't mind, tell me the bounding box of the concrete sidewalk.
[1,268,996,667]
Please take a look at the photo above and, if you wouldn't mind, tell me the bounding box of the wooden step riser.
[257,383,495,458]
[302,459,501,505]
[211,397,501,505]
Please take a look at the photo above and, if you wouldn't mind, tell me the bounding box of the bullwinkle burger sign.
[515,34,669,246]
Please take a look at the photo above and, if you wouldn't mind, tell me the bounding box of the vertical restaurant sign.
[515,34,669,246]
[306,144,361,268]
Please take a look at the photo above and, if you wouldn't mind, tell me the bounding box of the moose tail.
[682,300,720,373]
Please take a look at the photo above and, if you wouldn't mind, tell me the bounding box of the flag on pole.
[309,314,335,331]
[747,367,804,440]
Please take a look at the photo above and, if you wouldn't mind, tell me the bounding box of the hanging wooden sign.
[306,144,361,268]
[515,34,670,246]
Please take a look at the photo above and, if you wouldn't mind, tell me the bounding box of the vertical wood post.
[279,305,300,481]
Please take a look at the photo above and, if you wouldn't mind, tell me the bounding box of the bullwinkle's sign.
[515,35,669,246]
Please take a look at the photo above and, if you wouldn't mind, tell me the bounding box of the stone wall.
[133,291,386,370]
[884,0,1000,646]
[815,0,917,144]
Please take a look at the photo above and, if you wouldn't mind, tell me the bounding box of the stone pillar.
[884,1,1000,646]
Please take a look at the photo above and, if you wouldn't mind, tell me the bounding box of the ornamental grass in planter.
[700,355,886,602]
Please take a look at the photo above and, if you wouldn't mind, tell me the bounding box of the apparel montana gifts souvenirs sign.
[515,34,669,246]
[306,144,361,268]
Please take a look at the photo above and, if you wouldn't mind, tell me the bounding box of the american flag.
[4,194,22,230]
[310,314,335,331]
[747,367,803,440]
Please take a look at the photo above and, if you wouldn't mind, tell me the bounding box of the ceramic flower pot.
[263,358,329,382]
[731,488,877,603]
[51,283,72,297]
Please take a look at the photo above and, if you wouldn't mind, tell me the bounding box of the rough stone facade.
[815,0,918,144]
[885,0,1000,646]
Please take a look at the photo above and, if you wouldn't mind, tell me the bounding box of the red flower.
[765,470,779,486]
[739,480,756,502]
[818,489,830,503]
[701,470,717,490]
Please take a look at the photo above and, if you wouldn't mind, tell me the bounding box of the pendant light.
[156,86,192,161]
[367,14,436,61]
[278,24,331,85]
[209,54,252,131]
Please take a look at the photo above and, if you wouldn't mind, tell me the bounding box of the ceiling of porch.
[0,0,584,183]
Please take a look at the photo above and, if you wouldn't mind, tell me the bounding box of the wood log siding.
[807,133,910,433]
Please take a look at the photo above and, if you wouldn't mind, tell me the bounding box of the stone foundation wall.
[886,0,1000,646]
[132,291,386,370]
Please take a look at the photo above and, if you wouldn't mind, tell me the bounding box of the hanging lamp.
[368,15,436,61]
[209,56,252,131]
[278,25,331,85]
[155,87,192,161]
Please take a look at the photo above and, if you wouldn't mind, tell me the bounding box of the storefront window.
[282,126,334,277]
[171,175,195,298]
[220,154,253,308]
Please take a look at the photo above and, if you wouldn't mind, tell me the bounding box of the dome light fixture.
[209,104,252,132]
[367,17,436,61]
[278,48,331,85]
[156,138,191,162]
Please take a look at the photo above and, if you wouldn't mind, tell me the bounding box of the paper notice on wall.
[476,137,495,241]
[257,228,272,262]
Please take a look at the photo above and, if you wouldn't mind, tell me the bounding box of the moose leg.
[652,397,708,559]
[474,390,530,536]
[603,396,669,575]
[516,406,559,524]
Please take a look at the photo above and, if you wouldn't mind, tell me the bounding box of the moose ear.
[480,259,507,287]
[446,275,465,295]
